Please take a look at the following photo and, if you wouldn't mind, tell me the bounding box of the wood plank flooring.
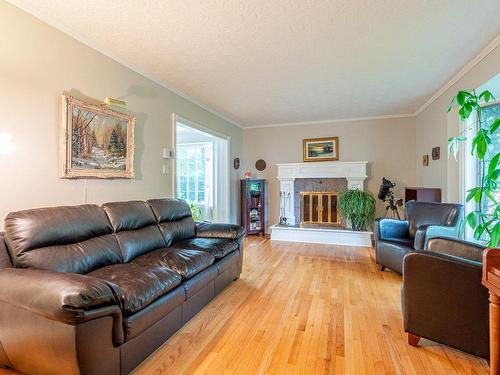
[134,237,489,374]
[0,237,489,374]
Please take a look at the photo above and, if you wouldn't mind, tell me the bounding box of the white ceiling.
[9,0,500,127]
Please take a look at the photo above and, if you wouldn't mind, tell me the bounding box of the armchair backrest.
[406,201,463,239]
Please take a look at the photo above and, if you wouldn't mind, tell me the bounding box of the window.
[176,142,212,205]
[479,103,500,218]
[462,101,500,242]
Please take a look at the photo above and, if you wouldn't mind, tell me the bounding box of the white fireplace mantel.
[276,161,368,226]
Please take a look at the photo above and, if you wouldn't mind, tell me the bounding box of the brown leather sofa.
[402,237,488,358]
[0,199,245,375]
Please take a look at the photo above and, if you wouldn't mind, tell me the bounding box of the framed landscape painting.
[303,137,339,162]
[60,95,135,179]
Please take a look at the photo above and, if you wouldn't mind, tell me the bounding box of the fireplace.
[271,161,371,247]
[300,192,340,226]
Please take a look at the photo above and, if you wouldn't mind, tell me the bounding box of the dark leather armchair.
[374,201,463,274]
[402,237,488,358]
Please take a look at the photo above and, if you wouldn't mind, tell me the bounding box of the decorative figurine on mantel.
[279,191,290,226]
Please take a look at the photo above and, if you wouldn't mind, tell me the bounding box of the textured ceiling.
[9,0,500,127]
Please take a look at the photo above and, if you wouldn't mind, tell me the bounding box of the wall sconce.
[104,97,127,109]
[0,131,13,155]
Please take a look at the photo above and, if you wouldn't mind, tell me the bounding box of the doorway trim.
[172,113,231,223]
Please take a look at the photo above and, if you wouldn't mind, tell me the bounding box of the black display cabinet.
[240,179,266,236]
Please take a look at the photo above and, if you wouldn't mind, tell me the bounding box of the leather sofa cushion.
[147,199,196,246]
[132,248,214,280]
[4,205,122,273]
[103,201,166,262]
[172,238,238,259]
[195,222,245,240]
[88,263,181,314]
[0,268,118,324]
[215,250,240,275]
[406,201,462,238]
[124,286,184,340]
[182,265,218,299]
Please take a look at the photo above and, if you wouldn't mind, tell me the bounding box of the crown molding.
[6,0,245,130]
[245,113,415,129]
[414,33,500,116]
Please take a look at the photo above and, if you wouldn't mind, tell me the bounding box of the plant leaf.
[491,118,500,133]
[489,153,500,176]
[473,224,486,240]
[466,211,478,229]
[488,222,500,247]
[479,90,495,103]
[466,187,481,203]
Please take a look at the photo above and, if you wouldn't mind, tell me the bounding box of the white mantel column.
[346,177,365,190]
[278,178,296,225]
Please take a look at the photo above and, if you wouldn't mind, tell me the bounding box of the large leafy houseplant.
[448,89,500,247]
[338,189,376,231]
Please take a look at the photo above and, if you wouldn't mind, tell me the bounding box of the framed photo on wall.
[60,95,135,179]
[303,137,339,162]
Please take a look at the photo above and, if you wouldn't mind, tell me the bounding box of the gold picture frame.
[60,95,135,179]
[303,137,339,162]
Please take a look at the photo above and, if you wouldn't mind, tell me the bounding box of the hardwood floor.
[0,237,489,374]
[133,237,489,375]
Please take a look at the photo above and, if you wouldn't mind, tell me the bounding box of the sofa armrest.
[374,218,409,241]
[425,237,484,262]
[195,222,245,240]
[0,268,119,324]
[402,250,489,358]
[413,224,460,250]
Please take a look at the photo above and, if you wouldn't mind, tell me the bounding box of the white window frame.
[176,142,213,206]
[172,114,231,223]
[459,99,500,241]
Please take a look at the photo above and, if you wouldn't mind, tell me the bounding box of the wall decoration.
[60,95,135,179]
[432,146,440,160]
[303,137,339,162]
[255,159,266,171]
[233,157,240,170]
[422,154,429,166]
[244,171,252,179]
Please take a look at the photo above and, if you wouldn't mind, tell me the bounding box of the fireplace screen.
[300,192,340,226]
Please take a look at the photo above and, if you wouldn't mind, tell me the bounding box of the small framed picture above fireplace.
[303,137,339,162]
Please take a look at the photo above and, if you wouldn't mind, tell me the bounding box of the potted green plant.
[448,89,500,247]
[189,203,202,221]
[338,189,376,231]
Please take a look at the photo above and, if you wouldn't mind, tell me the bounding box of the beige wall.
[415,44,500,201]
[242,118,416,230]
[0,1,243,226]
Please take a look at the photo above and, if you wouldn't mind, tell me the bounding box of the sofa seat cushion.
[172,238,238,259]
[131,248,215,280]
[124,286,184,340]
[88,263,181,314]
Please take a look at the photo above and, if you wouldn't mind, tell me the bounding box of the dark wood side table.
[482,248,500,374]
[404,187,442,203]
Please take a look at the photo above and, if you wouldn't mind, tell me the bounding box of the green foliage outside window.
[448,89,500,247]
